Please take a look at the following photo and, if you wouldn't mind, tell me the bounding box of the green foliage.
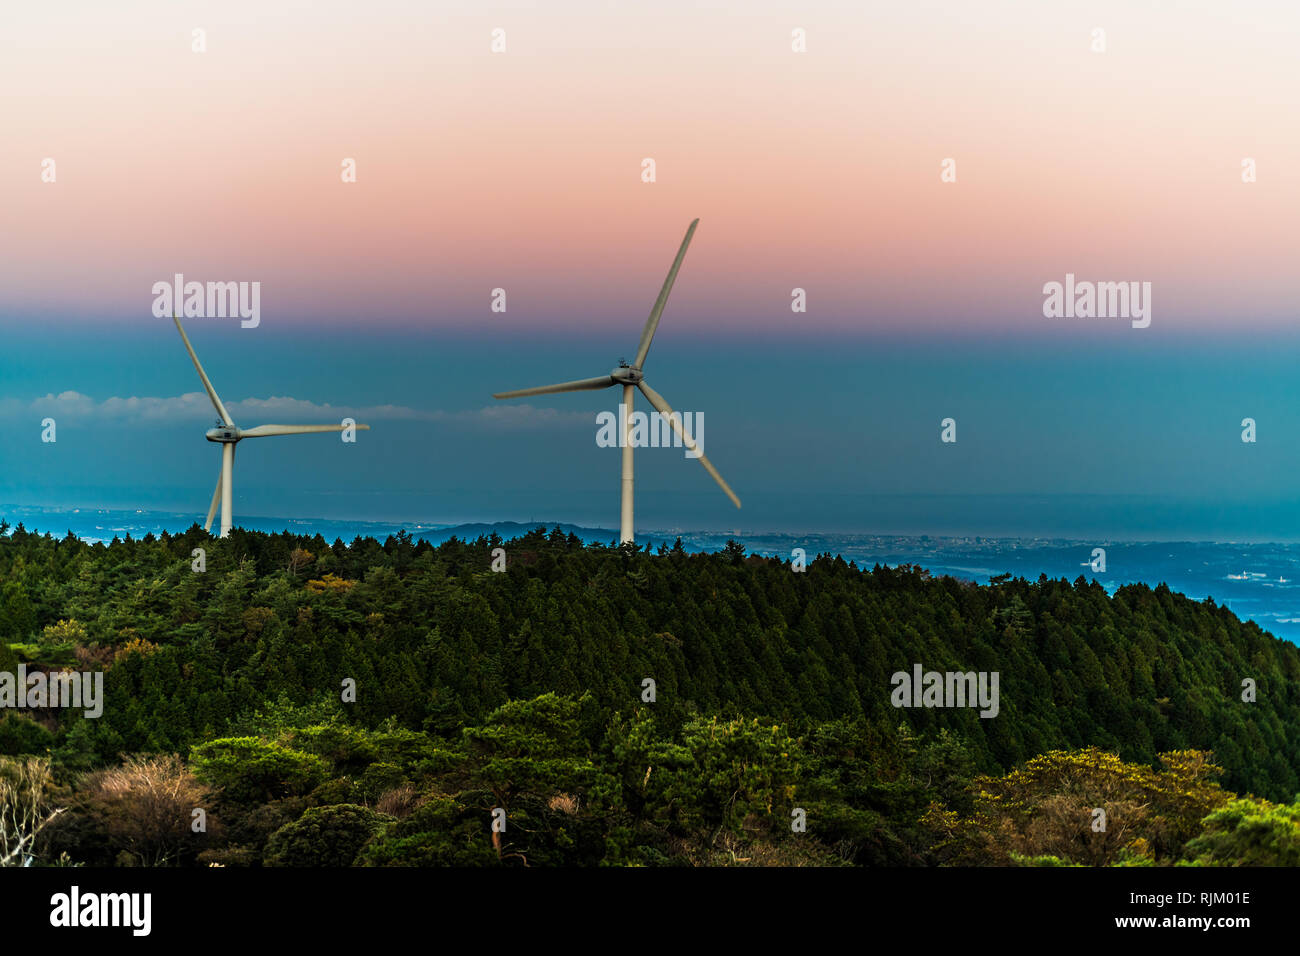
[359,762,406,800]
[621,714,799,834]
[357,795,498,867]
[463,692,616,810]
[1182,798,1300,866]
[263,804,388,867]
[1010,854,1083,867]
[0,581,36,641]
[797,721,975,865]
[0,714,55,756]
[190,737,329,804]
[4,521,1300,866]
[4,523,1300,798]
[925,747,1231,866]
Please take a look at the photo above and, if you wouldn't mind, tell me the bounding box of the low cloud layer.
[0,391,591,429]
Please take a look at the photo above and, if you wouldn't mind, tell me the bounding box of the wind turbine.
[492,218,740,545]
[172,315,370,538]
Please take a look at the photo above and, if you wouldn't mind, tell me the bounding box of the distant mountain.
[411,521,617,547]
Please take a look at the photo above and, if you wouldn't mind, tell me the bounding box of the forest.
[1,519,1298,867]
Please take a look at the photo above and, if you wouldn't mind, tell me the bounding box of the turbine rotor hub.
[205,426,241,443]
[611,366,643,385]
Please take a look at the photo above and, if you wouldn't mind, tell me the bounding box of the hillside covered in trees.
[2,520,1299,867]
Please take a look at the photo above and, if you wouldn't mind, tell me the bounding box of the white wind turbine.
[172,315,370,538]
[492,218,740,545]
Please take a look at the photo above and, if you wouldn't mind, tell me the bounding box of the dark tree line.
[2,520,1299,866]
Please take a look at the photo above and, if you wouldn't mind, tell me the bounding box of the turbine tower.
[173,315,370,538]
[492,218,740,545]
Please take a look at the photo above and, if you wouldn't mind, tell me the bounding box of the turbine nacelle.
[610,366,643,385]
[205,426,241,443]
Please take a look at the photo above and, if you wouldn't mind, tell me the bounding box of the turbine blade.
[204,466,222,533]
[493,376,615,400]
[173,314,234,426]
[636,381,741,509]
[632,218,699,370]
[240,424,371,438]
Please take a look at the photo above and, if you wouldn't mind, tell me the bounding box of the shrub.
[263,804,386,867]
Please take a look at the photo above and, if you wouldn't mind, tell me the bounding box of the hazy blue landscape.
[7,504,1298,645]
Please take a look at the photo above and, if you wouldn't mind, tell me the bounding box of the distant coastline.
[4,505,1299,645]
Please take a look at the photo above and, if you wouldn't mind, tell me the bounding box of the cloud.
[0,392,592,429]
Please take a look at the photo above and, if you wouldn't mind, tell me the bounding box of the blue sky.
[3,0,1297,542]
[4,319,1300,541]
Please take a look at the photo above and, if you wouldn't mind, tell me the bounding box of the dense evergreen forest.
[2,520,1299,867]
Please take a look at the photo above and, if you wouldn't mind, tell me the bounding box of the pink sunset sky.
[1,0,1295,336]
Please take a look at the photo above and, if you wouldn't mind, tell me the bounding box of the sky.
[2,1,1298,540]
